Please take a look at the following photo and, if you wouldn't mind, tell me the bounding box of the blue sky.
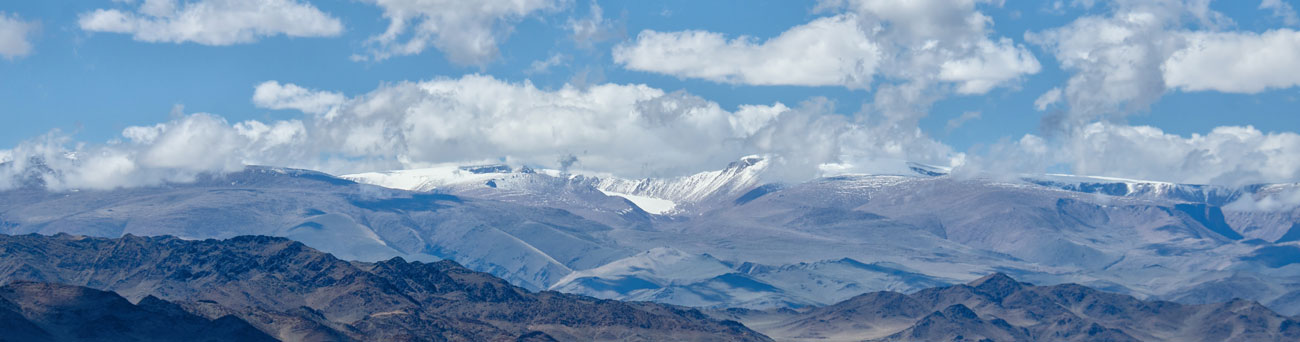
[1,0,1299,188]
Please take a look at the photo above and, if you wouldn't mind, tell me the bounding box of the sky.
[0,0,1299,190]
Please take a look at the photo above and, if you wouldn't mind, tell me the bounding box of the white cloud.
[9,73,1298,190]
[945,111,982,132]
[525,53,566,75]
[818,0,992,40]
[1225,187,1300,212]
[1026,9,1184,124]
[304,76,854,178]
[253,81,345,116]
[1164,29,1300,93]
[355,0,562,65]
[826,0,1040,96]
[616,0,1039,95]
[133,114,247,171]
[1034,87,1063,111]
[963,122,1300,186]
[1026,1,1300,126]
[0,12,36,59]
[1,75,971,190]
[1067,123,1300,185]
[1261,0,1300,26]
[568,0,619,48]
[938,37,1042,94]
[0,113,308,190]
[613,14,881,88]
[78,0,343,45]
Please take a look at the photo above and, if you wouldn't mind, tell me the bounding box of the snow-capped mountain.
[340,155,771,216]
[3,157,1300,317]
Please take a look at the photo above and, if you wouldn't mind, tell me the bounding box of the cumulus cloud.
[78,0,343,45]
[11,0,1300,191]
[7,75,1297,190]
[824,0,1040,95]
[614,0,1038,171]
[1065,123,1300,185]
[828,0,1039,129]
[1026,0,1300,125]
[354,0,562,65]
[0,12,36,59]
[613,14,880,88]
[616,0,1039,94]
[289,76,949,178]
[1164,29,1300,93]
[1026,8,1184,125]
[0,113,311,190]
[938,37,1042,94]
[253,81,345,116]
[0,74,970,190]
[961,123,1300,186]
[1006,1,1300,186]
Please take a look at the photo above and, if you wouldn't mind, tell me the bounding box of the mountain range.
[2,156,1299,317]
[712,273,1300,342]
[0,233,769,341]
[0,281,275,342]
[2,233,1296,341]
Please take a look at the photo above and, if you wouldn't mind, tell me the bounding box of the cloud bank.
[0,75,962,190]
[3,0,1299,194]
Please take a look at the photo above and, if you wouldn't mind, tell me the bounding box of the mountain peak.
[968,273,1025,300]
[726,155,766,171]
[940,303,980,320]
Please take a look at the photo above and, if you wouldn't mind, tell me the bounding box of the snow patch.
[551,247,734,289]
[599,189,677,215]
[342,163,503,191]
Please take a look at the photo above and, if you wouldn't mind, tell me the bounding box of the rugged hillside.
[0,233,771,342]
[0,281,275,342]
[714,273,1300,342]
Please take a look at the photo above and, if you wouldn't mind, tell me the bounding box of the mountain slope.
[0,233,771,342]
[3,160,1300,316]
[721,273,1300,342]
[0,281,275,342]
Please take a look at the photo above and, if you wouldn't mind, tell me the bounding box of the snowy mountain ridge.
[341,155,773,215]
[7,158,1300,315]
[343,156,1299,215]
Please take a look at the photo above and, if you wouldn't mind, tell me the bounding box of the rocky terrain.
[712,273,1300,342]
[0,281,275,342]
[0,233,769,342]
